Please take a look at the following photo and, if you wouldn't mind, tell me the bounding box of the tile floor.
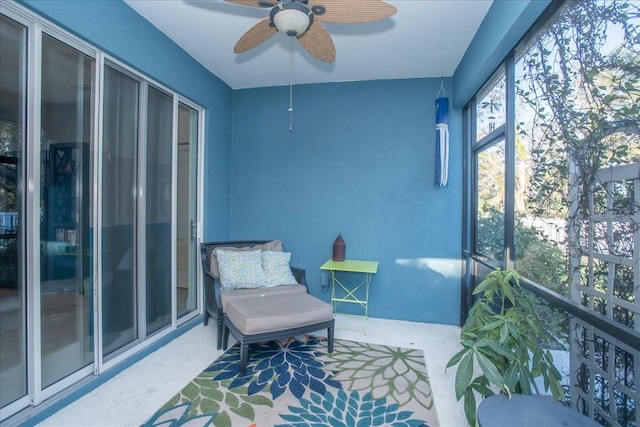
[35,315,467,427]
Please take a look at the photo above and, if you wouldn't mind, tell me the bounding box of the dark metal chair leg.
[222,324,230,350]
[203,310,210,326]
[217,317,223,350]
[239,342,249,376]
[328,326,334,353]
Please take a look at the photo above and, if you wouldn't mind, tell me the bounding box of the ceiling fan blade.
[297,21,336,63]
[310,0,396,23]
[224,0,275,8]
[234,18,278,53]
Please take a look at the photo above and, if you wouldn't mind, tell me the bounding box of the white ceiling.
[124,0,492,90]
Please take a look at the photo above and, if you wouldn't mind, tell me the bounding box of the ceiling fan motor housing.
[269,0,314,36]
[229,0,396,63]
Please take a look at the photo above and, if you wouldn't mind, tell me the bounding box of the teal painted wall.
[231,78,462,324]
[19,0,234,240]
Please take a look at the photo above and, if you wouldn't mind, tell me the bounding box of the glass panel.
[511,1,640,424]
[0,14,27,408]
[475,140,505,261]
[40,34,94,388]
[176,103,198,318]
[102,65,138,356]
[145,87,172,335]
[476,76,506,141]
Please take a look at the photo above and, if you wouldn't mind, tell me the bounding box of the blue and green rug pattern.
[142,336,439,427]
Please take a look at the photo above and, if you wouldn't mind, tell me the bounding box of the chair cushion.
[220,283,306,312]
[225,292,333,336]
[262,251,298,287]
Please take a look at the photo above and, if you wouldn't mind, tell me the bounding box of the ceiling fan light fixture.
[270,2,313,37]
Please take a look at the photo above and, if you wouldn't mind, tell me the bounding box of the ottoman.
[223,292,335,375]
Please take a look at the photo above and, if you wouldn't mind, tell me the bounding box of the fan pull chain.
[289,37,294,132]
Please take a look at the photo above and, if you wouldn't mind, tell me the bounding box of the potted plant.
[446,268,565,426]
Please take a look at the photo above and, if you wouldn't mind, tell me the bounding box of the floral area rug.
[142,336,439,427]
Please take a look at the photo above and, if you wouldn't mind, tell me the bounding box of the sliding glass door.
[101,64,139,357]
[176,103,199,318]
[145,87,173,335]
[0,14,27,409]
[39,33,95,389]
[0,4,203,418]
[101,66,183,354]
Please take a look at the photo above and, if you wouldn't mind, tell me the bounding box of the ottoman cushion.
[221,284,307,312]
[225,292,333,336]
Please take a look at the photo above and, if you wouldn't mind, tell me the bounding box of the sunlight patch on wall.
[395,258,461,280]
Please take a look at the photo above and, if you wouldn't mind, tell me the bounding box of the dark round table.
[477,394,601,426]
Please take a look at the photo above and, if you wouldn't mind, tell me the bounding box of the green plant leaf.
[531,349,545,377]
[475,352,505,391]
[503,363,519,393]
[473,273,498,295]
[471,377,494,397]
[505,321,520,340]
[463,387,477,427]
[549,373,565,399]
[478,319,504,332]
[455,352,474,401]
[519,364,536,394]
[502,282,516,306]
[548,360,562,381]
[446,347,470,371]
[480,339,514,360]
[499,323,509,343]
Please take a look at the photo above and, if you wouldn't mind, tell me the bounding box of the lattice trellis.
[571,162,640,426]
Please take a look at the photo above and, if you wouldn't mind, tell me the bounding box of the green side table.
[320,259,379,318]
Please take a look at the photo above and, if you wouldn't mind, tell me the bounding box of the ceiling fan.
[227,0,397,63]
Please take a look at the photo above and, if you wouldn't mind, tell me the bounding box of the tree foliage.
[516,0,640,220]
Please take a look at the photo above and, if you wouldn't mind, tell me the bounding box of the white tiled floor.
[36,315,467,427]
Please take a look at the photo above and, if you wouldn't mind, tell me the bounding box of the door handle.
[190,219,197,241]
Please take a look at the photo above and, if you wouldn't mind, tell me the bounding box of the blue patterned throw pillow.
[217,249,266,290]
[262,251,298,287]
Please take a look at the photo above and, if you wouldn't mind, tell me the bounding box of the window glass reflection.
[476,76,506,141]
[101,65,138,356]
[145,86,173,335]
[0,14,27,408]
[40,34,95,388]
[475,141,506,261]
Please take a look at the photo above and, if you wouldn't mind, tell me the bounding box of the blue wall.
[228,0,552,325]
[19,0,234,240]
[231,78,462,325]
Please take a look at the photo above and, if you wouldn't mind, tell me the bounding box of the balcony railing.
[521,277,639,427]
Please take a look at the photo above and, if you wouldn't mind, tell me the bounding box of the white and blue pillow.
[262,251,298,287]
[217,249,266,290]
